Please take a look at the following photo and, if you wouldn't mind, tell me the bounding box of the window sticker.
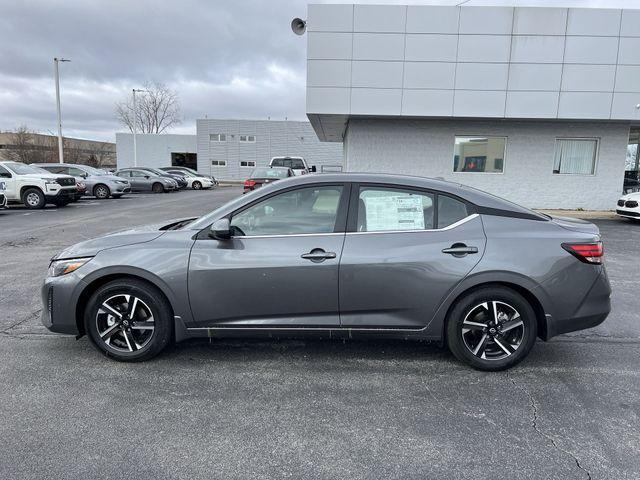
[364,194,425,231]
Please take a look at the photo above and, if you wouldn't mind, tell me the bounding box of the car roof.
[266,172,542,217]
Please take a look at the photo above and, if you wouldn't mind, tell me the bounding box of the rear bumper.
[543,268,611,340]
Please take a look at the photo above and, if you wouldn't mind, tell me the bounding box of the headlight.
[48,257,92,277]
[42,179,57,185]
[115,180,128,185]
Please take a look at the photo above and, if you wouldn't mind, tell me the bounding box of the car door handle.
[301,249,337,262]
[442,244,478,256]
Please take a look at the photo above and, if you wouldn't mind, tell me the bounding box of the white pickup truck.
[0,161,78,209]
[269,156,316,175]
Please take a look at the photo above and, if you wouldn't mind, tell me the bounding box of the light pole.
[132,88,148,167]
[54,57,70,163]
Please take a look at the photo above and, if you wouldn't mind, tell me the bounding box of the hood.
[620,191,640,201]
[98,174,129,182]
[550,216,600,236]
[52,220,183,260]
[22,172,74,181]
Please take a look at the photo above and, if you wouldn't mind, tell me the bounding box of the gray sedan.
[41,173,610,370]
[115,168,178,193]
[36,163,131,199]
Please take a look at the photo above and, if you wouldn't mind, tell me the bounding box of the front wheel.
[192,181,202,190]
[446,287,537,371]
[94,184,110,199]
[152,182,164,193]
[85,279,173,361]
[22,188,45,209]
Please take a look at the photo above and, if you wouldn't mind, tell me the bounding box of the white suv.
[269,156,316,175]
[0,161,77,209]
[0,178,6,209]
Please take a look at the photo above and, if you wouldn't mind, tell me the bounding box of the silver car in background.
[41,173,610,370]
[115,168,178,193]
[36,163,131,199]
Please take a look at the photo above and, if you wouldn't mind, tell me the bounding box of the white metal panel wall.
[196,119,343,180]
[306,4,640,140]
[115,133,197,169]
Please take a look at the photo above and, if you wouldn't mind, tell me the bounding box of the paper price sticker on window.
[364,194,425,231]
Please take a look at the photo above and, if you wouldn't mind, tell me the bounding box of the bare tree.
[115,82,181,134]
[7,126,57,164]
[8,125,33,163]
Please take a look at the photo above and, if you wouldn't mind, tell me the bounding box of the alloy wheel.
[96,294,155,353]
[461,301,525,361]
[95,185,109,199]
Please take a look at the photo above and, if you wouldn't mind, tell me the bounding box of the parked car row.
[0,161,217,209]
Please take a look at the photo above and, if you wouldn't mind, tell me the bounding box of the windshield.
[5,162,50,175]
[271,157,305,169]
[81,165,107,175]
[143,168,167,176]
[169,170,196,177]
[251,168,288,178]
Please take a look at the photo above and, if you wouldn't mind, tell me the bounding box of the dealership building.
[305,4,640,209]
[116,119,343,180]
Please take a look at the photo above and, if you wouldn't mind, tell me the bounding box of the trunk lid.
[550,215,600,236]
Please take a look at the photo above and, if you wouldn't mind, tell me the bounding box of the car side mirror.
[209,218,231,240]
[145,175,150,179]
[310,165,317,173]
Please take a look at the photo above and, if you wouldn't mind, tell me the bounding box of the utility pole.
[132,88,148,167]
[54,57,70,163]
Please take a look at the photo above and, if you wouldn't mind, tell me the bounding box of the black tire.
[85,279,173,362]
[93,184,110,199]
[192,181,202,190]
[446,286,537,371]
[22,188,46,209]
[152,182,164,193]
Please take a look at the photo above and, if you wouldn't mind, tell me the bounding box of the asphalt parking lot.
[1,188,639,480]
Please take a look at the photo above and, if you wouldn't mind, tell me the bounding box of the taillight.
[244,180,256,188]
[562,242,603,264]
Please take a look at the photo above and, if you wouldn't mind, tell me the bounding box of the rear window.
[251,168,289,178]
[271,158,304,169]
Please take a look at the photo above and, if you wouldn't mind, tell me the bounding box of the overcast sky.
[1,0,637,142]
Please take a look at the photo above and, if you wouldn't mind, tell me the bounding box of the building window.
[210,133,226,142]
[553,138,598,175]
[239,135,256,143]
[211,160,227,166]
[453,136,506,173]
[240,160,256,168]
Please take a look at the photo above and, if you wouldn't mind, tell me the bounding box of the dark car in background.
[136,167,187,189]
[36,163,131,199]
[243,166,294,193]
[40,173,610,371]
[115,168,178,193]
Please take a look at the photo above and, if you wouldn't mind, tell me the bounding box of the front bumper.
[112,183,131,194]
[41,273,84,335]
[45,188,76,202]
[616,208,640,219]
[0,193,6,208]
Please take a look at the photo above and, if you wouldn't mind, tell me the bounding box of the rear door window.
[437,195,470,228]
[357,187,435,232]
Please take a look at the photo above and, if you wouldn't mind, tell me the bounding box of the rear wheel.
[85,279,173,361]
[94,184,110,199]
[446,287,537,371]
[152,182,164,193]
[22,188,45,209]
[192,181,202,190]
